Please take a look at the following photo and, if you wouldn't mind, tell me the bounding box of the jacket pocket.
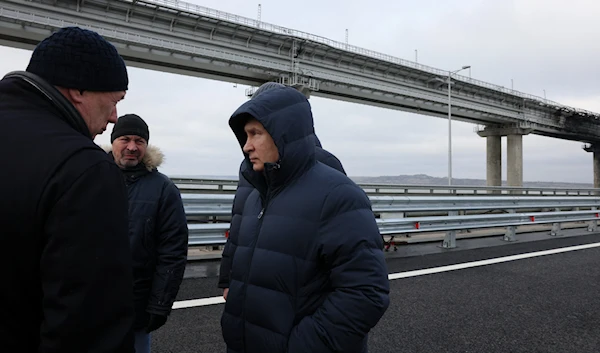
[143,217,155,267]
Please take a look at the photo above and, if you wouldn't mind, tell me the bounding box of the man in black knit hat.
[106,114,188,353]
[0,27,135,352]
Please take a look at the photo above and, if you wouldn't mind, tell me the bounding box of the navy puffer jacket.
[218,140,346,289]
[220,86,390,353]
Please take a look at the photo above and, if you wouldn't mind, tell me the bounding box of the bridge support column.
[477,129,502,194]
[583,144,600,189]
[486,135,502,190]
[477,126,532,194]
[507,134,524,188]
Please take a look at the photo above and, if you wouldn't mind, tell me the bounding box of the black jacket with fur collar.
[105,144,189,329]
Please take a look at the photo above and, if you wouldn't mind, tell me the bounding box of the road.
[152,229,600,352]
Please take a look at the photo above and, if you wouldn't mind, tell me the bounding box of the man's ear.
[69,89,86,104]
[57,87,85,104]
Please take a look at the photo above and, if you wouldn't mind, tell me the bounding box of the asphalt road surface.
[152,230,600,352]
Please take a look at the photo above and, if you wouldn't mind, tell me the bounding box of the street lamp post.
[447,65,471,186]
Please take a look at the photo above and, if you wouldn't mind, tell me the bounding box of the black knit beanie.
[111,114,149,142]
[26,26,128,92]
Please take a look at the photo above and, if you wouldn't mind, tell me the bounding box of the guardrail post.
[588,207,598,232]
[551,208,561,236]
[380,212,404,220]
[504,209,517,242]
[441,211,458,248]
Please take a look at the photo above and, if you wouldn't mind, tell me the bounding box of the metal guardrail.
[379,209,600,249]
[188,211,600,248]
[183,191,600,248]
[182,194,600,215]
[377,210,599,235]
[357,184,600,196]
[171,177,600,196]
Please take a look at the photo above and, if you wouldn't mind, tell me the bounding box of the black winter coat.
[218,144,347,289]
[220,85,390,353]
[0,75,135,352]
[107,145,189,330]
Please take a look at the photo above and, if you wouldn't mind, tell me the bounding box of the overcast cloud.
[1,0,599,183]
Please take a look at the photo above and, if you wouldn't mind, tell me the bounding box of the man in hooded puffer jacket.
[217,82,347,299]
[221,85,390,353]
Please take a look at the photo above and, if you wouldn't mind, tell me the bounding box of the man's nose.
[243,140,253,153]
[127,141,138,151]
[109,106,117,123]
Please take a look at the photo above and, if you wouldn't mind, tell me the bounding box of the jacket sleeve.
[287,183,390,353]
[40,159,135,353]
[218,191,245,288]
[217,193,239,289]
[147,181,189,316]
[218,239,235,289]
[218,169,252,289]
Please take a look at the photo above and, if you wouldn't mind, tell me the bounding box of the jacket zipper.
[241,162,280,352]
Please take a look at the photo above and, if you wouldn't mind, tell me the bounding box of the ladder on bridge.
[245,39,319,98]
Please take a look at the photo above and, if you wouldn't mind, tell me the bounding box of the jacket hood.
[101,143,164,171]
[229,85,316,192]
[314,134,322,148]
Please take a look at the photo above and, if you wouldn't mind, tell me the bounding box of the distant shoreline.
[169,174,593,188]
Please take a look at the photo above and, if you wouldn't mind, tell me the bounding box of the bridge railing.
[170,177,599,196]
[182,190,600,249]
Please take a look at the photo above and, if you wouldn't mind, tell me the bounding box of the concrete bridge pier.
[507,133,525,188]
[583,144,600,189]
[484,134,502,190]
[477,126,533,193]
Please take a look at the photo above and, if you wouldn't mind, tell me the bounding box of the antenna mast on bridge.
[257,4,262,25]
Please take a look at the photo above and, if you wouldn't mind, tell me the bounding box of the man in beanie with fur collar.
[107,113,189,353]
[0,26,135,352]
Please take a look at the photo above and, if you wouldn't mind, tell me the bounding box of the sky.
[1,0,599,183]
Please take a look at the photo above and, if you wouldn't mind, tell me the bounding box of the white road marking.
[172,296,225,309]
[173,241,600,310]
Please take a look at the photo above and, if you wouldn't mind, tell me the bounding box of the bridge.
[2,0,600,188]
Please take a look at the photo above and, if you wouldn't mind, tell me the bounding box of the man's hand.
[145,313,168,333]
[223,288,229,301]
[223,288,229,300]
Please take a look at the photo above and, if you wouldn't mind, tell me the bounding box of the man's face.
[67,90,126,139]
[242,118,279,172]
[112,134,147,169]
